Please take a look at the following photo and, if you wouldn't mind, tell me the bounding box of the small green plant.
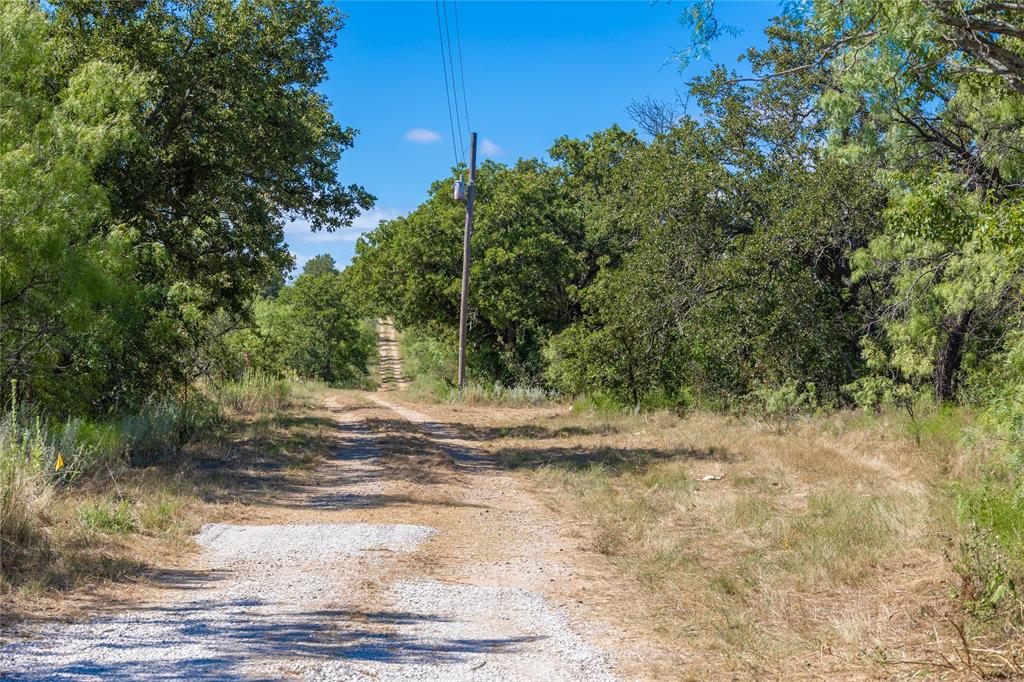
[139,497,183,535]
[750,379,817,430]
[76,499,137,534]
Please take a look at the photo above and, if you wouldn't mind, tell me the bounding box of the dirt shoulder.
[358,391,670,679]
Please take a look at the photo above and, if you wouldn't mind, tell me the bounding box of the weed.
[212,372,292,413]
[76,499,136,534]
[138,497,183,535]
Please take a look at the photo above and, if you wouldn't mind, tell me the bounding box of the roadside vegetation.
[1,1,373,612]
[401,397,1017,677]
[2,0,1021,674]
[1,373,338,619]
[351,1,1024,671]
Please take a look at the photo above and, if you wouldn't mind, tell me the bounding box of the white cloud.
[284,208,403,244]
[284,217,313,235]
[405,128,443,143]
[351,207,403,230]
[479,138,502,156]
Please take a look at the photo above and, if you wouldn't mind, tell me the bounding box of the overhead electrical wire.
[441,0,465,164]
[451,0,471,143]
[434,0,460,166]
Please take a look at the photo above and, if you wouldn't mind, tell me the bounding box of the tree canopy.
[1,0,372,409]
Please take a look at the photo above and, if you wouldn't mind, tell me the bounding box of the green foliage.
[955,487,1024,621]
[350,156,582,385]
[302,254,338,278]
[547,22,883,409]
[447,382,556,407]
[749,380,817,427]
[223,272,373,386]
[212,373,293,414]
[76,499,136,535]
[3,0,370,413]
[0,2,148,411]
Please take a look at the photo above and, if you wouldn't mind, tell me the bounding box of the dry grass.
[401,399,984,678]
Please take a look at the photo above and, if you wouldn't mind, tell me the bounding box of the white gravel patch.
[195,522,438,565]
[275,580,618,681]
[1,523,437,681]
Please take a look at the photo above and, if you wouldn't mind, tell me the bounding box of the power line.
[452,0,471,137]
[441,0,465,165]
[434,0,460,166]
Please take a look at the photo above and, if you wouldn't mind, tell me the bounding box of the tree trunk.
[933,308,974,402]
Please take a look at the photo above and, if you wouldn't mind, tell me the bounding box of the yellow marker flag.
[55,452,64,471]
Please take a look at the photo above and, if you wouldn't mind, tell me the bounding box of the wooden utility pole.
[457,132,477,389]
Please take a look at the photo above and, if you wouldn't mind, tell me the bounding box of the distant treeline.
[350,8,1023,434]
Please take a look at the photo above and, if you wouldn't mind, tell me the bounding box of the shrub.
[955,481,1024,622]
[212,372,292,414]
[749,379,817,429]
[448,382,557,407]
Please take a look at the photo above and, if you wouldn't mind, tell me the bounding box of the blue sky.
[285,1,779,270]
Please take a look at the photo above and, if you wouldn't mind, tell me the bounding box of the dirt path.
[2,344,630,679]
[377,318,408,391]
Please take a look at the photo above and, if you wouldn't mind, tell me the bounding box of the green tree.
[226,272,372,385]
[5,0,372,409]
[811,0,1024,402]
[302,254,338,278]
[550,20,886,407]
[0,2,148,410]
[350,159,581,385]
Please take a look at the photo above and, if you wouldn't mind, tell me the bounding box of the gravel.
[2,396,619,681]
[1,523,438,681]
[284,580,618,682]
[195,522,438,566]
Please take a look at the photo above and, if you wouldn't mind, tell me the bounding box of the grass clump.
[447,382,557,407]
[770,488,915,587]
[138,496,185,535]
[212,372,292,414]
[76,499,136,534]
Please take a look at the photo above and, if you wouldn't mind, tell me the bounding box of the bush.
[955,481,1024,622]
[749,379,818,429]
[399,328,457,386]
[211,372,292,414]
[447,382,557,407]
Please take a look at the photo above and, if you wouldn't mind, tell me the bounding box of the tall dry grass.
[488,403,1015,676]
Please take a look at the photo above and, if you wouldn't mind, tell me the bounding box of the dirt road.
[2,330,630,680]
[376,318,408,391]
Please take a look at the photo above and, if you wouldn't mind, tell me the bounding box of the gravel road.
[1,393,619,681]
